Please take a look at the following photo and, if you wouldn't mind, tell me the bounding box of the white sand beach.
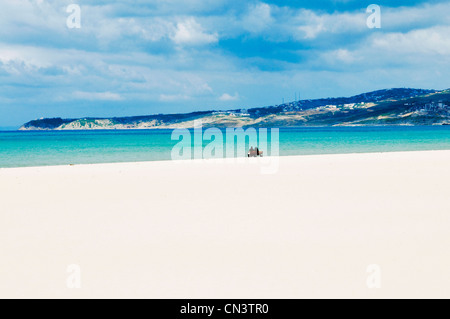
[0,151,449,299]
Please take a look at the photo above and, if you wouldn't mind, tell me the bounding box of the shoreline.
[1,149,450,170]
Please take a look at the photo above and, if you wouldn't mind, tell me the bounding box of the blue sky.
[0,0,449,127]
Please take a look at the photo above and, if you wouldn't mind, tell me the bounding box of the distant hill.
[20,88,450,130]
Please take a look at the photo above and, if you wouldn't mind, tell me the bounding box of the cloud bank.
[0,0,449,126]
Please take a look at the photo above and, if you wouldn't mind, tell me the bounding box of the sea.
[0,126,449,168]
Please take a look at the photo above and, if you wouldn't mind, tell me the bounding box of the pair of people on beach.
[248,146,260,157]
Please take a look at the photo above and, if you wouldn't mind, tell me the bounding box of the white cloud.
[219,93,239,101]
[73,91,123,101]
[381,2,450,30]
[330,49,358,64]
[294,9,366,40]
[159,94,191,102]
[242,3,274,34]
[371,26,450,56]
[170,18,218,46]
[311,24,450,73]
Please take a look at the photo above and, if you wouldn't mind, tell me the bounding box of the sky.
[0,0,450,127]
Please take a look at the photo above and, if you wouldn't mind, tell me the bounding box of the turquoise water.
[0,126,449,168]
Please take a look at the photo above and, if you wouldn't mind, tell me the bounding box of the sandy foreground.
[0,151,449,299]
